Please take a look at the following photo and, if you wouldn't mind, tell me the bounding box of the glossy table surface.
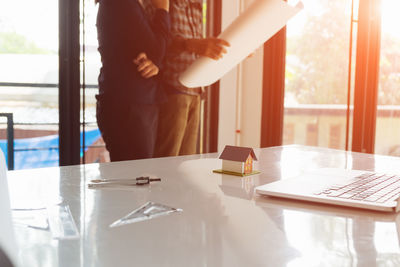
[7,145,400,267]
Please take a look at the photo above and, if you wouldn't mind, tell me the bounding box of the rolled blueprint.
[179,0,304,88]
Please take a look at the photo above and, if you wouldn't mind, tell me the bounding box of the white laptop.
[255,168,400,212]
[0,150,18,267]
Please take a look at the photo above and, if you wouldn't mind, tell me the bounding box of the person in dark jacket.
[95,0,170,161]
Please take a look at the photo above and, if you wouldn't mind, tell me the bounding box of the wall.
[218,0,263,152]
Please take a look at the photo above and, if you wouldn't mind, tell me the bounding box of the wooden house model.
[218,145,257,175]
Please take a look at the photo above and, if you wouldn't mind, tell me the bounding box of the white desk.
[7,145,400,266]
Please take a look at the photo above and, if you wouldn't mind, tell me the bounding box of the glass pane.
[375,0,400,156]
[0,0,59,169]
[284,0,355,149]
[80,1,109,164]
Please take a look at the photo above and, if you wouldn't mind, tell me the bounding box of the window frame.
[59,0,81,166]
[261,0,383,154]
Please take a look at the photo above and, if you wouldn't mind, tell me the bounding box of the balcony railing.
[0,82,101,170]
[2,80,400,169]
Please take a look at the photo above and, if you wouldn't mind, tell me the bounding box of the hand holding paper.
[150,0,169,11]
[179,0,304,88]
[186,38,230,60]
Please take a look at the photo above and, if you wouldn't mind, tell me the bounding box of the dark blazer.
[96,0,170,105]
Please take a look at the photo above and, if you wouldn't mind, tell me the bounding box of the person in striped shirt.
[144,0,230,157]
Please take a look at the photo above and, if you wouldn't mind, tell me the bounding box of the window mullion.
[352,0,382,153]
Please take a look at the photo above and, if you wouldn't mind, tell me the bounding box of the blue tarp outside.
[0,128,101,170]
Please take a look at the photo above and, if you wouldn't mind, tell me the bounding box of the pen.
[90,177,160,184]
[88,182,138,188]
[90,179,139,184]
[88,177,161,188]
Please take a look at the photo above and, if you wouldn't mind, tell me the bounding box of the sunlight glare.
[381,0,400,38]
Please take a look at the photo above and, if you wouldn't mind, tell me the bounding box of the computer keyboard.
[316,172,400,203]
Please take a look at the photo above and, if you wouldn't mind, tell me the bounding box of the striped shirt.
[143,0,203,94]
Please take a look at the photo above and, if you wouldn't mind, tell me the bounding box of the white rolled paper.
[179,0,304,88]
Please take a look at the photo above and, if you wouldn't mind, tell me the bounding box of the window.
[264,0,394,156]
[81,1,108,164]
[283,0,354,150]
[0,0,60,169]
[375,0,400,156]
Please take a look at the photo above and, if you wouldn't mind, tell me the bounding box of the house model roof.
[219,145,258,162]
